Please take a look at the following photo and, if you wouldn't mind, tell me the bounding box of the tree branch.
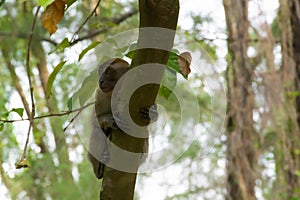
[71,8,138,44]
[21,6,41,162]
[0,102,94,123]
[0,8,141,47]
[71,0,102,42]
[1,49,31,117]
[0,32,58,46]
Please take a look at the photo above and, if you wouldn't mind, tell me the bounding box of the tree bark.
[289,0,300,127]
[223,0,257,200]
[276,0,300,198]
[100,0,179,199]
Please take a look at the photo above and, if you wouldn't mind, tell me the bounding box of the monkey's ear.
[104,66,113,75]
[112,58,129,66]
[98,58,128,73]
[98,58,116,72]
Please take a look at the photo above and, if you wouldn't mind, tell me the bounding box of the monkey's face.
[98,58,129,93]
[99,66,117,93]
[99,66,128,93]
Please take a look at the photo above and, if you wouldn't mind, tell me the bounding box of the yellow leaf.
[15,159,30,169]
[41,0,66,35]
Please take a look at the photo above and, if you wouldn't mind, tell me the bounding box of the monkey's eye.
[105,67,111,74]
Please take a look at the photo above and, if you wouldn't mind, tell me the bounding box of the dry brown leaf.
[41,0,66,35]
[178,51,192,78]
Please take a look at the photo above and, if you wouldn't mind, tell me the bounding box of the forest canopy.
[0,0,299,200]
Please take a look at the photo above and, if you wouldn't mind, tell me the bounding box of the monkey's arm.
[94,88,119,132]
[97,113,119,133]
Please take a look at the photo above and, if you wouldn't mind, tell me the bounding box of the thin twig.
[1,48,31,116]
[0,8,138,47]
[0,6,136,47]
[0,32,58,46]
[71,9,138,44]
[0,102,95,123]
[21,6,41,162]
[70,0,102,42]
[63,109,83,132]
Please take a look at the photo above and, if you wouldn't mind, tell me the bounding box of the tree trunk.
[276,0,300,198]
[100,0,179,199]
[31,42,75,185]
[1,48,47,154]
[289,0,300,127]
[223,0,257,199]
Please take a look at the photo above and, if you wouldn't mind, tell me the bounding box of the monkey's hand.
[98,113,119,132]
[103,104,158,133]
[140,104,158,125]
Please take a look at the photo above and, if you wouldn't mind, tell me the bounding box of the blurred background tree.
[0,0,299,199]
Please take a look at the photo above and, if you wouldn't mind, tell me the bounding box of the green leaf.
[176,141,201,162]
[287,91,300,98]
[158,86,172,100]
[79,72,97,106]
[46,61,67,98]
[125,43,137,59]
[66,0,76,8]
[11,108,24,118]
[37,0,55,8]
[1,108,24,120]
[119,49,182,100]
[116,46,130,57]
[167,51,180,72]
[107,21,117,27]
[0,112,9,120]
[295,149,300,155]
[0,0,6,7]
[125,51,135,59]
[78,41,101,61]
[158,68,177,99]
[166,50,188,79]
[71,70,98,107]
[67,97,73,111]
[0,123,4,131]
[49,38,70,54]
[127,48,185,100]
[15,159,30,169]
[128,43,137,51]
[295,170,300,177]
[89,22,104,29]
[106,38,118,45]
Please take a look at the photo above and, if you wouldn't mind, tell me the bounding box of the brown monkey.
[95,58,129,130]
[88,58,157,179]
[88,58,129,179]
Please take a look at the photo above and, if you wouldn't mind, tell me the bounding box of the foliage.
[3,0,298,199]
[0,0,218,198]
[46,61,67,98]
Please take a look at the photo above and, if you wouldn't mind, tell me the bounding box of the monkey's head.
[98,58,129,93]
